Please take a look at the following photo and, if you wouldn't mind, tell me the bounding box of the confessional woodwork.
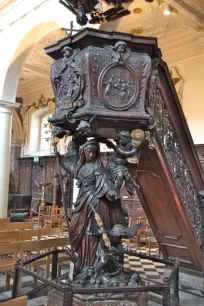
[17,156,73,208]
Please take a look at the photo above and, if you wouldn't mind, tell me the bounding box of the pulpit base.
[47,289,148,306]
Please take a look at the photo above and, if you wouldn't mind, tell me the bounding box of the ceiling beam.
[171,0,204,24]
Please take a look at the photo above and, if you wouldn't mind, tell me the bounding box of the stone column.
[0,100,19,217]
[10,141,23,194]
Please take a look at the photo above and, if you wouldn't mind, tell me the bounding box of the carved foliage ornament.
[147,59,203,249]
[25,95,55,112]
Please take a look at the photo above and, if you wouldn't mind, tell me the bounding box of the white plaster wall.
[169,56,204,144]
[159,33,204,145]
[20,79,72,156]
[0,0,78,102]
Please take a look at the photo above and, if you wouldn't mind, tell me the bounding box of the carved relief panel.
[48,32,152,135]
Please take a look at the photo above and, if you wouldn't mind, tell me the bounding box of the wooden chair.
[127,217,140,249]
[44,207,62,228]
[0,242,22,289]
[147,231,161,255]
[61,219,68,234]
[32,206,50,228]
[135,206,146,218]
[60,209,72,234]
[0,296,28,306]
[137,217,149,248]
[22,237,69,277]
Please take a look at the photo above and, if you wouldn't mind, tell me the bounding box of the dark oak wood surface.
[134,142,202,271]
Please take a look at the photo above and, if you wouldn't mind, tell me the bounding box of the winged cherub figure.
[104,41,131,65]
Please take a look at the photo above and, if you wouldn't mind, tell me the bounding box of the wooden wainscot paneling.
[17,155,73,208]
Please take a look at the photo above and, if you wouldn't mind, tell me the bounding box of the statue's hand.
[106,189,119,202]
[55,151,60,158]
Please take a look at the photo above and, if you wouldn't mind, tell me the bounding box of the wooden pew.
[0,231,17,243]
[0,218,10,224]
[0,236,69,289]
[17,227,61,241]
[22,237,69,277]
[22,237,68,253]
[0,228,61,243]
[0,222,33,231]
[39,227,61,239]
[0,242,22,289]
[0,296,28,306]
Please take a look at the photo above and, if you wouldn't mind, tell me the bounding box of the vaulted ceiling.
[17,0,204,92]
[18,28,67,88]
[100,0,204,34]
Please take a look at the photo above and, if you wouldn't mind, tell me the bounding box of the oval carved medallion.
[98,64,139,111]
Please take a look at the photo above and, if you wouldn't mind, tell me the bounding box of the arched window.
[29,107,53,156]
[40,113,52,151]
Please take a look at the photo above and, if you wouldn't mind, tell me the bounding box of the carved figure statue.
[51,45,83,109]
[51,46,74,97]
[52,172,60,206]
[104,41,131,65]
[107,130,139,195]
[59,138,128,271]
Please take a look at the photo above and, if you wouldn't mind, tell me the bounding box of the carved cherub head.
[76,120,93,136]
[61,46,73,59]
[118,130,131,145]
[113,41,127,54]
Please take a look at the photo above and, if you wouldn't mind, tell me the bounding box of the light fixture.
[162,3,171,16]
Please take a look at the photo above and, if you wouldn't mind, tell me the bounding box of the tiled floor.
[0,244,203,305]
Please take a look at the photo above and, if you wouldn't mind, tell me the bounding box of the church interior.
[0,1,203,306]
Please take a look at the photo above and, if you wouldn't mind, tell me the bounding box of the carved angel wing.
[104,43,114,53]
[72,48,80,60]
[123,47,131,61]
[126,223,142,239]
